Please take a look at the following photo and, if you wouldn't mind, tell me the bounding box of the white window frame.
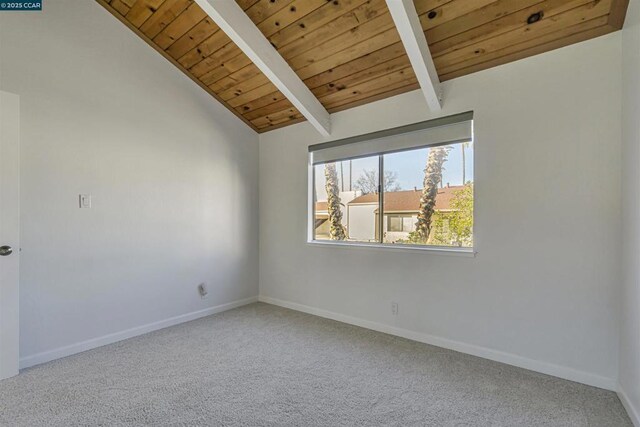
[307,112,475,255]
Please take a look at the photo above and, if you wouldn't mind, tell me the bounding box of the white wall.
[0,1,259,365]
[620,0,640,423]
[259,33,622,389]
[347,204,377,241]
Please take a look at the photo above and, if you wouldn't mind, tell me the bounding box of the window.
[387,215,413,232]
[313,156,379,243]
[309,112,474,251]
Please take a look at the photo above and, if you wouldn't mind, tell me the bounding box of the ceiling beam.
[194,0,331,136]
[386,0,442,111]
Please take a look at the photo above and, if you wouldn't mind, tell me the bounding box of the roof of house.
[348,185,465,212]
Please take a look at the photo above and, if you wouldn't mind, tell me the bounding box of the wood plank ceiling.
[97,0,629,133]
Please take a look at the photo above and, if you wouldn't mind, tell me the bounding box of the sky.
[315,141,474,200]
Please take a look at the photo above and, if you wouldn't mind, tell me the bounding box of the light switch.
[79,194,91,209]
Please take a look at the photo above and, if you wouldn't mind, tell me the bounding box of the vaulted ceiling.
[97,0,629,133]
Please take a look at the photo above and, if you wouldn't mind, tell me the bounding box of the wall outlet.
[79,194,91,209]
[391,302,399,316]
[197,283,208,299]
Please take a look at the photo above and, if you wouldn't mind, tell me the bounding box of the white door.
[0,91,20,380]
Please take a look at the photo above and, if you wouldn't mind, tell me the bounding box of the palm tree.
[414,147,450,243]
[461,141,470,184]
[324,163,346,240]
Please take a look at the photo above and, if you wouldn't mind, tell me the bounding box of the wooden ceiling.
[97,0,629,133]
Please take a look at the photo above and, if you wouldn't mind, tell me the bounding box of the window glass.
[313,156,379,242]
[388,216,403,232]
[382,142,473,247]
[402,216,414,231]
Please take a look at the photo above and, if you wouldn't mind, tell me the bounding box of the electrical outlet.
[391,302,398,316]
[79,194,91,209]
[197,283,208,299]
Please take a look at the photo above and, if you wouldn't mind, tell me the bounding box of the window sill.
[306,240,476,257]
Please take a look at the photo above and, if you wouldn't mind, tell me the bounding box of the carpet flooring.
[0,303,632,426]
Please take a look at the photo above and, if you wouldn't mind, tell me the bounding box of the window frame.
[308,114,475,255]
[387,214,414,232]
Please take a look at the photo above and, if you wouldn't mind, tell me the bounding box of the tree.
[448,183,473,247]
[427,213,450,246]
[324,163,346,240]
[354,169,401,194]
[413,147,450,243]
[426,184,474,247]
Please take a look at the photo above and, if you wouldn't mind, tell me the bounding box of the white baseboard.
[20,296,258,370]
[618,384,640,427]
[258,295,616,391]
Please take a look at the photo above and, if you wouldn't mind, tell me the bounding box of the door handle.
[0,246,13,256]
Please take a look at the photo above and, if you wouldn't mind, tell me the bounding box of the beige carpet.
[0,303,632,426]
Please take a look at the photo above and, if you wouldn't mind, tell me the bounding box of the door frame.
[0,91,20,380]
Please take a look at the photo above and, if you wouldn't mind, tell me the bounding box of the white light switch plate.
[79,194,91,209]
